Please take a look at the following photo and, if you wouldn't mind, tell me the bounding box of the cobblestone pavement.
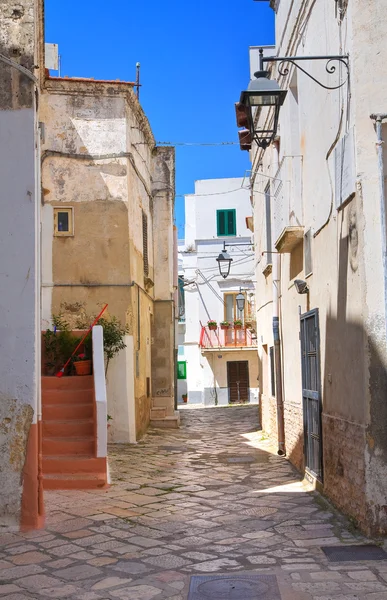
[1,405,387,600]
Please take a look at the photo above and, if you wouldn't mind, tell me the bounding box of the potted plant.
[208,320,217,331]
[234,319,243,330]
[182,393,188,403]
[220,321,230,330]
[73,353,92,376]
[107,414,113,429]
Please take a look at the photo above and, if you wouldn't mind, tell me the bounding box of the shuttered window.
[217,209,236,236]
[177,361,187,380]
[142,210,149,277]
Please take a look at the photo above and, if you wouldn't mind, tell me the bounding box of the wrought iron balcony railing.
[199,325,257,349]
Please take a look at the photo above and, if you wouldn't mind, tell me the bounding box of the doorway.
[300,308,323,481]
[227,361,249,403]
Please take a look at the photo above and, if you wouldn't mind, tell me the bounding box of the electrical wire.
[156,141,238,146]
[175,185,251,199]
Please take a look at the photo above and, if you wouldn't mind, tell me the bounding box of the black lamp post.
[216,245,233,279]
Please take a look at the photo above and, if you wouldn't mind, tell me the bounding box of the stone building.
[240,0,387,534]
[40,76,178,441]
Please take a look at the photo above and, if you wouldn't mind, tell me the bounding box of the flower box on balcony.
[208,321,217,331]
[234,321,243,330]
[220,321,230,330]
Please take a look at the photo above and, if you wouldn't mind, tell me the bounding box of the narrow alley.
[1,406,387,600]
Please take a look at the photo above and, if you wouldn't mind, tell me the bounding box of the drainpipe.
[370,113,387,336]
[273,255,286,456]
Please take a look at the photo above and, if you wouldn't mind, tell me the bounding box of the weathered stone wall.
[151,302,175,406]
[284,401,304,472]
[41,80,160,442]
[323,414,367,530]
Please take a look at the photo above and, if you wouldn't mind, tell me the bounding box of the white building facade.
[242,0,387,535]
[178,178,259,407]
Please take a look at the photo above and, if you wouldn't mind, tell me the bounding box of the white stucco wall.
[0,106,40,523]
[180,178,259,406]
[250,0,387,533]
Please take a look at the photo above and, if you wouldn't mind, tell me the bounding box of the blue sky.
[45,0,274,237]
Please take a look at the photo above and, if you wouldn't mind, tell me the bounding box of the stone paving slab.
[1,406,387,600]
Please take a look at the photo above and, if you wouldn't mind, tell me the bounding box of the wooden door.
[227,361,249,403]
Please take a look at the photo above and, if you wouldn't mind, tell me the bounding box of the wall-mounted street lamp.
[216,242,253,279]
[236,48,349,151]
[216,244,233,279]
[236,289,246,312]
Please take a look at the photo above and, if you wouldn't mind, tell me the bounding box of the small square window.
[54,207,73,236]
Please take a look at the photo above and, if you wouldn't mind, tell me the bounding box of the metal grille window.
[142,210,149,277]
[217,209,236,237]
[270,346,276,397]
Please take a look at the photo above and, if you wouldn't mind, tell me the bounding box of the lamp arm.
[262,54,350,91]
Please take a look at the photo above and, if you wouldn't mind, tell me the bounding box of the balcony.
[199,326,257,351]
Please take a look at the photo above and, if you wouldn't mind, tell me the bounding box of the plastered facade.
[40,78,176,441]
[250,0,387,534]
[0,0,42,528]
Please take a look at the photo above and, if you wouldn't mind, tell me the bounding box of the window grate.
[142,210,149,277]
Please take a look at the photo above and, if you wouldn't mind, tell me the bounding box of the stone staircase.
[42,376,108,490]
[150,397,180,428]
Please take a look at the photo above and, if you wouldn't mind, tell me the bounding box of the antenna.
[136,62,141,100]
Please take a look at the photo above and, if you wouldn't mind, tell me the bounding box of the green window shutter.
[228,209,236,235]
[217,210,226,236]
[217,209,236,236]
[177,361,187,380]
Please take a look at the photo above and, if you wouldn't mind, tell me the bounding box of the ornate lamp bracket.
[260,49,349,91]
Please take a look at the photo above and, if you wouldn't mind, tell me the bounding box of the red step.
[42,376,94,391]
[43,403,94,420]
[43,419,94,438]
[43,437,95,456]
[42,389,94,405]
[43,456,106,474]
[43,473,108,490]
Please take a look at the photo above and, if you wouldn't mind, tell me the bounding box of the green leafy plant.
[99,316,130,376]
[207,320,217,328]
[43,314,79,375]
[234,319,243,327]
[220,320,230,327]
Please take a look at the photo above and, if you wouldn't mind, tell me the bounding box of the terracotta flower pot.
[182,395,188,403]
[234,324,242,330]
[208,324,217,331]
[220,325,229,330]
[74,360,92,376]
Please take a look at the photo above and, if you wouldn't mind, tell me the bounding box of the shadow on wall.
[323,210,387,535]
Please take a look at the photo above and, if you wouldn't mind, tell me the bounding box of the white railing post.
[92,325,107,458]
